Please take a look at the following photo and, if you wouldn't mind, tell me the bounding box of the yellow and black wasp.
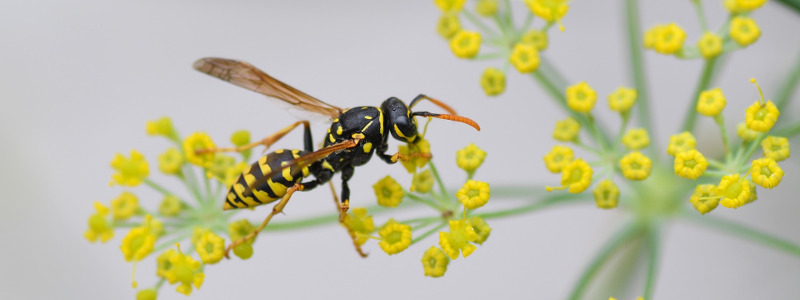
[192,57,480,258]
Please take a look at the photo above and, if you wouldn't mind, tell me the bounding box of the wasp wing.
[193,57,343,119]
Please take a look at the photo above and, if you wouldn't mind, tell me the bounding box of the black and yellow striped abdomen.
[223,149,311,210]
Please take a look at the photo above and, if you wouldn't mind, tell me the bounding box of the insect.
[192,57,480,258]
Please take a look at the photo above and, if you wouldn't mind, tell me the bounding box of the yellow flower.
[724,0,768,12]
[437,13,461,39]
[750,158,784,189]
[111,191,139,220]
[466,216,491,245]
[228,219,255,259]
[120,216,157,262]
[163,244,205,296]
[608,87,637,113]
[650,23,686,55]
[698,32,723,59]
[593,179,619,209]
[195,231,225,264]
[344,208,375,246]
[398,139,431,173]
[206,154,236,183]
[435,0,466,12]
[566,81,597,113]
[762,136,790,161]
[674,149,708,180]
[421,246,450,278]
[716,174,752,208]
[510,43,540,73]
[450,30,482,59]
[84,201,114,243]
[689,184,719,215]
[520,29,548,51]
[480,67,506,96]
[523,0,569,31]
[156,249,177,279]
[146,116,176,138]
[620,151,652,181]
[553,117,580,142]
[546,158,593,193]
[157,147,183,175]
[543,145,574,173]
[378,219,412,255]
[411,169,435,193]
[667,131,697,156]
[159,195,181,217]
[183,132,216,168]
[373,176,404,207]
[745,100,779,133]
[110,150,149,187]
[746,181,758,205]
[696,88,726,117]
[230,129,250,146]
[439,219,478,259]
[622,128,650,150]
[476,0,499,17]
[737,122,759,142]
[136,289,157,300]
[730,17,760,47]
[456,143,487,173]
[456,180,491,209]
[643,25,661,49]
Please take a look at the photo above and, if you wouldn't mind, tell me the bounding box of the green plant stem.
[428,161,452,205]
[568,222,644,300]
[643,225,662,300]
[405,193,444,211]
[411,221,447,244]
[681,213,800,257]
[153,229,193,253]
[144,179,174,197]
[475,193,588,220]
[690,0,709,31]
[681,58,718,133]
[490,185,542,198]
[714,115,731,155]
[624,0,657,151]
[462,9,501,38]
[773,121,800,138]
[775,0,800,16]
[774,49,800,111]
[181,164,205,203]
[737,133,766,166]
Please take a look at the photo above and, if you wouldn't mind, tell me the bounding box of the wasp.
[192,57,480,258]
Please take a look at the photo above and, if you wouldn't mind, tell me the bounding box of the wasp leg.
[197,120,311,154]
[389,151,432,163]
[224,182,304,259]
[328,181,368,258]
[339,165,355,222]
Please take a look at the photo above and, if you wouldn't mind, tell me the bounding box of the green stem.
[681,213,800,257]
[405,193,444,211]
[680,58,718,133]
[490,185,542,198]
[475,193,588,220]
[428,161,452,205]
[774,49,800,112]
[690,0,709,32]
[643,225,662,300]
[772,121,800,138]
[411,222,447,244]
[737,133,766,166]
[152,229,193,253]
[624,0,656,151]
[462,9,501,37]
[181,164,205,203]
[714,114,731,155]
[471,52,508,60]
[143,179,175,198]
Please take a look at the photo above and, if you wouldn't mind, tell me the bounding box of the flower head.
[437,13,461,39]
[411,169,435,193]
[136,289,157,300]
[111,191,139,220]
[421,246,450,277]
[205,154,236,183]
[456,180,491,209]
[373,176,404,207]
[510,43,540,73]
[156,249,177,279]
[476,0,499,17]
[110,150,149,187]
[762,136,790,161]
[566,82,597,113]
[450,30,482,59]
[439,219,478,259]
[547,158,593,193]
[398,139,431,173]
[456,143,487,173]
[553,117,580,142]
[696,88,726,117]
[228,219,255,259]
[716,174,752,208]
[159,195,182,217]
[84,201,114,243]
[737,122,759,142]
[622,128,650,150]
[195,231,225,264]
[698,32,723,59]
[230,129,250,147]
[593,179,620,209]
[667,132,697,156]
[480,67,506,96]
[146,117,176,139]
[120,215,157,262]
[183,132,216,168]
[520,29,548,51]
[378,219,412,255]
[725,0,768,12]
[730,17,761,47]
[608,87,637,113]
[344,208,375,246]
[620,151,652,181]
[745,78,779,132]
[466,216,491,245]
[647,23,686,55]
[523,0,569,31]
[674,149,708,180]
[435,0,466,12]
[689,184,719,215]
[163,244,205,296]
[750,158,784,189]
[157,147,183,175]
[543,145,574,173]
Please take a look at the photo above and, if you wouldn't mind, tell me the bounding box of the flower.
[476,0,498,17]
[398,139,431,173]
[543,145,574,173]
[745,101,779,133]
[435,0,466,12]
[696,88,726,117]
[724,0,768,12]
[553,117,580,142]
[510,43,540,73]
[762,136,790,161]
[437,13,461,39]
[456,143,487,173]
[593,179,619,209]
[378,219,412,255]
[183,132,216,168]
[480,67,506,96]
[716,174,752,208]
[195,231,225,264]
[546,158,593,193]
[667,132,696,156]
[159,195,182,217]
[230,129,250,147]
[110,150,149,186]
[622,128,650,150]
[163,244,205,296]
[411,169,435,193]
[649,23,686,55]
[146,117,176,138]
[456,180,491,209]
[111,191,139,220]
[156,249,177,279]
[620,151,652,181]
[566,82,597,113]
[344,208,375,246]
[84,201,114,243]
[674,149,708,180]
[157,147,183,175]
[737,122,759,142]
[136,289,157,300]
[730,17,761,47]
[228,219,256,259]
[373,176,404,207]
[523,0,569,31]
[520,29,548,51]
[466,216,491,245]
[439,219,478,259]
[206,154,236,183]
[698,32,723,59]
[421,246,449,277]
[750,158,784,189]
[608,87,637,113]
[120,216,157,262]
[450,30,482,59]
[689,184,719,215]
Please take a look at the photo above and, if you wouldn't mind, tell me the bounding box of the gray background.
[1,0,799,299]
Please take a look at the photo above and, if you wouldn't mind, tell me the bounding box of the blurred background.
[1,0,799,299]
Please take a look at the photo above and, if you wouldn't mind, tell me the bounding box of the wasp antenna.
[412,112,480,131]
[409,94,458,115]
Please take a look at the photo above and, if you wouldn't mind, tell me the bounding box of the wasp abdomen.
[223,149,311,210]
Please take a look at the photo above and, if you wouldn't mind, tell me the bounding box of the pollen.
[480,67,506,96]
[450,30,482,59]
[510,43,540,73]
[421,246,450,278]
[689,184,719,215]
[553,117,580,142]
[378,219,412,255]
[456,180,491,210]
[750,158,784,189]
[697,32,723,59]
[620,151,652,181]
[622,128,650,150]
[546,158,593,193]
[674,149,708,180]
[110,149,150,187]
[696,88,726,117]
[761,136,790,161]
[593,179,620,209]
[543,145,574,173]
[566,82,597,113]
[667,132,697,156]
[373,176,404,207]
[730,17,761,47]
[607,87,637,113]
[456,143,487,173]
